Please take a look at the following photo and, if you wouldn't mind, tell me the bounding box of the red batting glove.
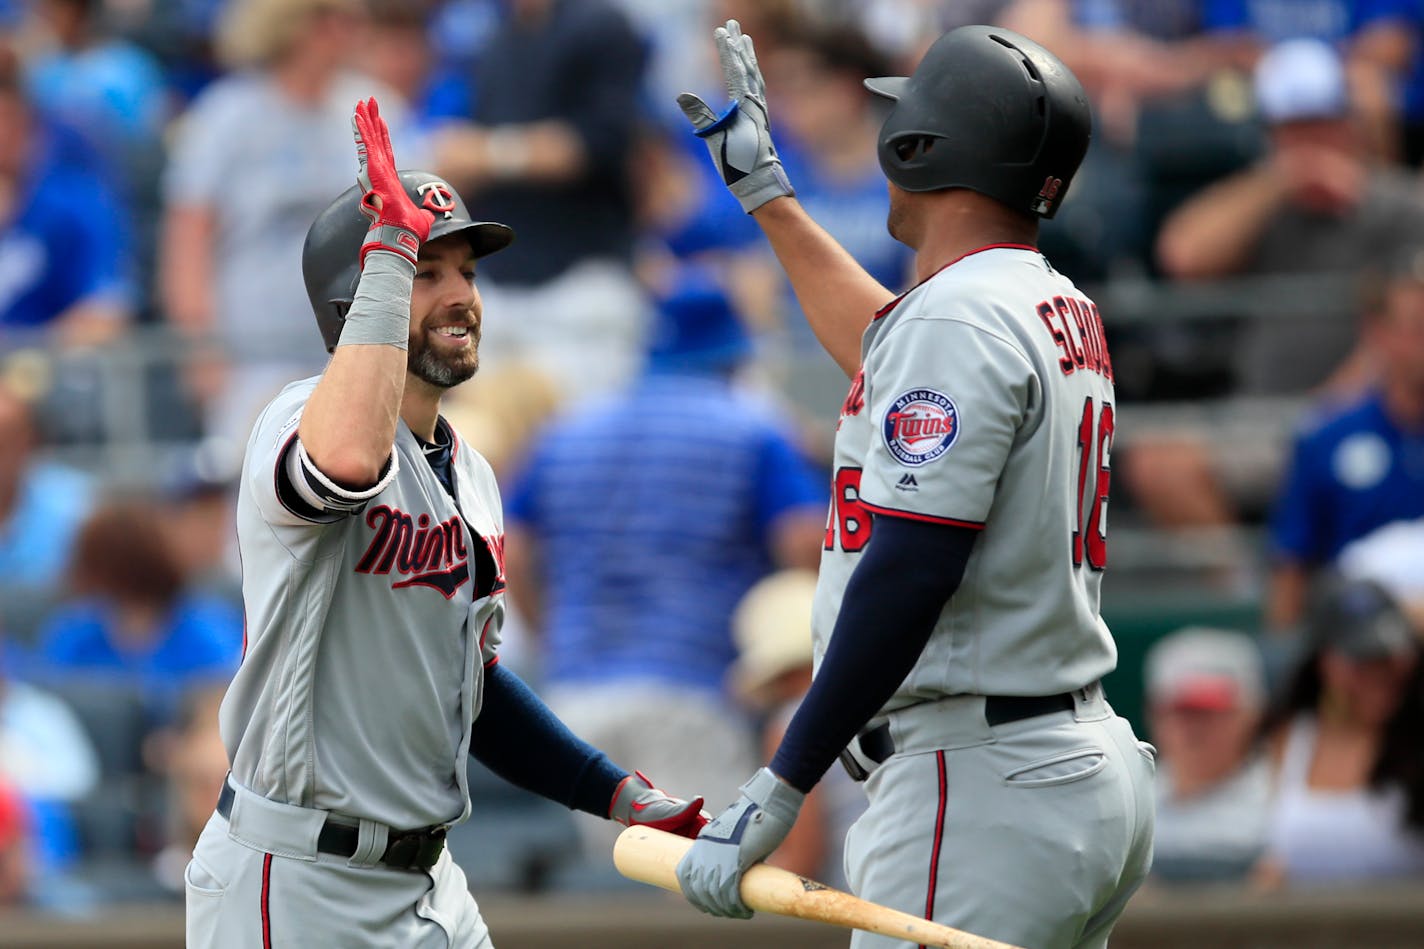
[609,771,710,839]
[352,97,433,267]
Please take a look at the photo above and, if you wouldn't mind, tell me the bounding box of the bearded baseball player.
[183,98,707,948]
[673,23,1156,949]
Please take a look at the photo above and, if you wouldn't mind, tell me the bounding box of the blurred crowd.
[1,0,1424,914]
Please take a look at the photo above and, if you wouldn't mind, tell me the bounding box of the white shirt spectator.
[0,681,99,801]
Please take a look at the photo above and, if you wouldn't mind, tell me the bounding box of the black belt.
[216,781,447,872]
[840,692,1078,782]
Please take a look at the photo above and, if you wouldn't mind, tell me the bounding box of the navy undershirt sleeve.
[470,663,629,817]
[770,515,978,792]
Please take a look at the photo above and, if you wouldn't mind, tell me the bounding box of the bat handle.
[612,826,1023,949]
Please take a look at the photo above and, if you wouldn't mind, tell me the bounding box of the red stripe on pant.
[922,751,948,949]
[261,853,273,948]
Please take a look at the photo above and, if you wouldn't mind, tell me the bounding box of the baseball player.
[673,23,1156,949]
[183,98,707,949]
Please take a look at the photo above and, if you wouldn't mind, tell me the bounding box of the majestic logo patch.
[883,389,958,467]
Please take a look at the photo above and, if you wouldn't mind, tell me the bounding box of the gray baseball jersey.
[823,246,1155,949]
[221,376,505,831]
[814,244,1118,703]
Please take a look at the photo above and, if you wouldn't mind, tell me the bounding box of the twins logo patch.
[883,388,959,467]
[417,180,458,219]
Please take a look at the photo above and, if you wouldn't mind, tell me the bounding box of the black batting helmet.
[865,26,1091,219]
[302,170,514,353]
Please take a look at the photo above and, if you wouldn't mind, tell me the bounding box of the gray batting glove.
[676,19,794,214]
[675,767,805,919]
[609,771,709,838]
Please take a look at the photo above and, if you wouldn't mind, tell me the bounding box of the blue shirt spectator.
[1265,248,1424,630]
[28,498,241,716]
[508,376,826,689]
[34,596,240,695]
[25,28,170,150]
[0,157,135,331]
[1075,0,1213,39]
[0,385,95,640]
[502,274,828,829]
[1202,0,1413,42]
[23,0,174,310]
[506,277,827,692]
[0,462,94,591]
[0,73,135,341]
[1271,389,1424,565]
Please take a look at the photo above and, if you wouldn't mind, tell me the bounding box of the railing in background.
[3,883,1423,949]
[2,273,1350,582]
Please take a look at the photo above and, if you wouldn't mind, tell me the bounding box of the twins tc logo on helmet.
[417,180,458,219]
[883,388,959,466]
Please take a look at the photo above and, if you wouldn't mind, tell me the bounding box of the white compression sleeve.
[337,250,415,349]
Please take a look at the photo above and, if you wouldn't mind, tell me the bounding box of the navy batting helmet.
[865,26,1091,219]
[302,170,514,353]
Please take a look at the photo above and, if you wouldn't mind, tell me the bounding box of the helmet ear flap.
[323,273,357,352]
[879,131,947,189]
[891,135,938,163]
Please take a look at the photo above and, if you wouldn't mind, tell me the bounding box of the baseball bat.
[613,826,1024,949]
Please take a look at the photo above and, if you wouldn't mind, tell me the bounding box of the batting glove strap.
[739,767,805,824]
[674,767,804,919]
[361,222,423,268]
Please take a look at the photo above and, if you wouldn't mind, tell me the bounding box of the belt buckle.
[417,825,448,870]
[383,825,448,871]
[382,832,422,870]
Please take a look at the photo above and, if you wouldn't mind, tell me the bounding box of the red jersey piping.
[860,500,986,530]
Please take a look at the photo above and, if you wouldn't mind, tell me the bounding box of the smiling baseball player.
[673,23,1156,949]
[183,98,706,949]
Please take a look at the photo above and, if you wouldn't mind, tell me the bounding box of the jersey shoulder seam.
[882,313,1036,373]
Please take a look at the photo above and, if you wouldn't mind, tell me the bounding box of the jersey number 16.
[1074,397,1114,570]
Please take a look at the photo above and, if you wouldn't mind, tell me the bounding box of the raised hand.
[352,97,434,267]
[675,19,793,214]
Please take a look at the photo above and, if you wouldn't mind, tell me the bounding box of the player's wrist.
[338,253,414,349]
[731,163,794,214]
[607,771,640,819]
[742,766,804,823]
[361,223,422,268]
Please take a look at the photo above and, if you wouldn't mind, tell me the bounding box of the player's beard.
[408,309,481,389]
[885,185,915,247]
